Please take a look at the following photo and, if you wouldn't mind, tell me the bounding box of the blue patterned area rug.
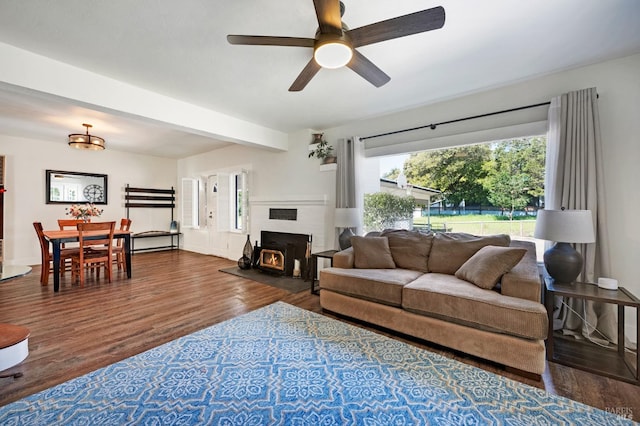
[0,302,633,425]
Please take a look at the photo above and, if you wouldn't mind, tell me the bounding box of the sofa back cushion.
[501,240,542,303]
[380,229,433,272]
[428,233,511,274]
[351,236,396,269]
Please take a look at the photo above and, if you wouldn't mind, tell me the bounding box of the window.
[231,170,248,232]
[181,178,199,228]
[374,136,546,248]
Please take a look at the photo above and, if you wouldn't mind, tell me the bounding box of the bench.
[131,230,181,253]
[125,185,180,253]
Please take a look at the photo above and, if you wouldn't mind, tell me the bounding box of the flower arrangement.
[66,203,103,221]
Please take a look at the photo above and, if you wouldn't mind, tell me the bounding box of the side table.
[0,323,29,379]
[310,250,338,295]
[544,277,639,385]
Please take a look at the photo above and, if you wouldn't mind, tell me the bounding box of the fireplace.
[256,231,311,277]
[259,249,285,272]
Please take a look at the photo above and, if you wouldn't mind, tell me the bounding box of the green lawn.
[413,214,537,237]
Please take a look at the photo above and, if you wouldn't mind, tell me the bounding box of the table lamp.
[334,208,360,250]
[534,209,595,283]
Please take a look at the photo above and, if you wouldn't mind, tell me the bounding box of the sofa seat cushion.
[402,273,547,340]
[320,268,422,307]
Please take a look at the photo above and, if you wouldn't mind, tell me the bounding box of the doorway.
[206,174,229,257]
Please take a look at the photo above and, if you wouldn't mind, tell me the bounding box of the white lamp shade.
[534,209,595,243]
[334,208,360,228]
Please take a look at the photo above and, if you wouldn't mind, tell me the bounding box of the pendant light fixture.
[68,123,105,150]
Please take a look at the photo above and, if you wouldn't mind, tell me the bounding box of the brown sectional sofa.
[319,230,548,375]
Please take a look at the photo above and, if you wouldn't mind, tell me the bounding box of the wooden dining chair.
[58,219,89,230]
[114,218,132,271]
[57,218,91,273]
[88,218,131,272]
[32,222,79,286]
[69,221,115,287]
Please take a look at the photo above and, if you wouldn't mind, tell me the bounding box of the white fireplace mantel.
[249,194,332,252]
[249,194,328,206]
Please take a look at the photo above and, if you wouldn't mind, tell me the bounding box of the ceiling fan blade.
[348,6,445,48]
[347,50,390,88]
[289,59,322,92]
[313,0,342,35]
[227,35,314,48]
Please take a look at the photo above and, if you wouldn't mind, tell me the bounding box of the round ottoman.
[0,323,30,372]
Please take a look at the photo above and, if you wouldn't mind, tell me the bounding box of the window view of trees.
[481,137,545,218]
[382,136,546,217]
[402,144,492,208]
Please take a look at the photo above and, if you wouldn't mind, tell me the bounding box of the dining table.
[42,229,132,292]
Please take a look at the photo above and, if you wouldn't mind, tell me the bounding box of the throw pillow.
[351,236,396,269]
[455,245,527,289]
[428,233,511,274]
[380,229,433,272]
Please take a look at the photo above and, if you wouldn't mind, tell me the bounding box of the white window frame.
[181,177,200,229]
[230,170,248,233]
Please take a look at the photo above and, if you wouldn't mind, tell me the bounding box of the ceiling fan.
[227,0,445,91]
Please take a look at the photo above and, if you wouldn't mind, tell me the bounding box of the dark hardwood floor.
[0,250,638,419]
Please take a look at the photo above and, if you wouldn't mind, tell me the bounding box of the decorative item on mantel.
[308,134,337,164]
[65,203,103,222]
[238,235,253,270]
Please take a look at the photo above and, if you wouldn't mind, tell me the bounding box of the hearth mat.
[219,267,309,293]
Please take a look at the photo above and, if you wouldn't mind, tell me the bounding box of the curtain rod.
[360,101,551,141]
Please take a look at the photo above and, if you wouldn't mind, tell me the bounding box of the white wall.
[323,53,640,343]
[177,129,337,260]
[0,135,177,265]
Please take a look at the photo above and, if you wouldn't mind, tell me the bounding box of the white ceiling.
[0,0,639,158]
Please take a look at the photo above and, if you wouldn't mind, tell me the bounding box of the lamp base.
[338,228,354,250]
[544,242,584,283]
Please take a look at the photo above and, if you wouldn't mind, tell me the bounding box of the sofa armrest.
[333,247,355,269]
[501,240,542,303]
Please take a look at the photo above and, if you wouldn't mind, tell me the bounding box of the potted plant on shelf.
[308,137,337,164]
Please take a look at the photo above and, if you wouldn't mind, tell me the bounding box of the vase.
[243,235,253,260]
[238,256,252,270]
[322,155,337,164]
[311,133,324,144]
[252,240,261,267]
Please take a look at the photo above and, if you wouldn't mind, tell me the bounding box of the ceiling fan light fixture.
[68,123,105,151]
[314,39,352,69]
[227,2,445,91]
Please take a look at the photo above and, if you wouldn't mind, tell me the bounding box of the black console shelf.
[125,185,181,253]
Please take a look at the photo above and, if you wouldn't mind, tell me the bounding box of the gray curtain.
[336,137,356,209]
[545,87,620,346]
